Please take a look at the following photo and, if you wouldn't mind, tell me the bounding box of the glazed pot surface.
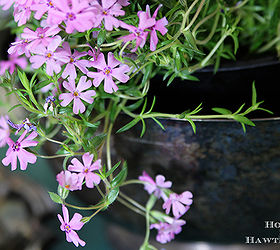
[113,117,280,243]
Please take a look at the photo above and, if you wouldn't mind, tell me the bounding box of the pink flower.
[21,26,60,52]
[0,53,27,76]
[68,153,101,188]
[0,115,10,148]
[47,0,94,34]
[2,130,38,171]
[0,0,15,10]
[58,42,90,80]
[31,0,57,20]
[163,191,193,218]
[91,0,125,31]
[56,170,83,191]
[119,10,155,52]
[143,5,168,51]
[58,205,86,247]
[14,4,32,26]
[16,0,34,6]
[59,76,96,114]
[87,52,130,93]
[150,217,186,244]
[138,171,172,200]
[8,38,31,57]
[117,0,129,6]
[7,118,37,135]
[30,36,68,76]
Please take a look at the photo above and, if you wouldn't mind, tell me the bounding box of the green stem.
[258,36,280,53]
[64,202,104,210]
[121,179,148,186]
[117,197,146,217]
[106,123,113,178]
[140,195,157,250]
[36,153,75,159]
[119,192,146,212]
[184,0,206,32]
[100,40,122,48]
[189,29,233,72]
[193,9,220,45]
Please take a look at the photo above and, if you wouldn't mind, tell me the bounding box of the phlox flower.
[58,205,86,247]
[0,0,15,10]
[87,52,130,93]
[16,0,34,6]
[21,26,60,52]
[68,153,101,188]
[143,5,168,51]
[0,115,10,147]
[43,95,56,113]
[163,191,193,218]
[118,0,130,6]
[2,130,38,171]
[59,76,96,114]
[91,0,125,31]
[56,170,83,191]
[47,0,94,34]
[150,217,186,244]
[0,53,27,76]
[58,42,90,80]
[8,38,31,57]
[14,4,32,26]
[29,36,68,76]
[119,10,155,52]
[138,171,172,200]
[31,0,57,20]
[7,118,37,135]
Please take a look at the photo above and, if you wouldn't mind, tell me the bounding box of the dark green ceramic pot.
[111,57,280,243]
[113,116,280,243]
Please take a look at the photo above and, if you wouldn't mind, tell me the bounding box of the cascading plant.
[0,0,278,248]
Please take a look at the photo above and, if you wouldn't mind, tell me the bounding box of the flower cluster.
[57,152,101,191]
[1,116,38,171]
[139,171,193,244]
[0,0,196,248]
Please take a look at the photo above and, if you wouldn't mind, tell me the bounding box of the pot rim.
[158,116,280,122]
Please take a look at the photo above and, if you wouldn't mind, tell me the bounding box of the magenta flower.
[163,191,193,218]
[8,38,31,57]
[2,130,38,171]
[14,5,32,26]
[30,36,68,76]
[118,0,130,6]
[0,115,10,148]
[16,0,34,5]
[7,118,37,135]
[143,5,168,51]
[56,170,83,191]
[119,11,155,52]
[59,76,96,114]
[0,53,27,76]
[58,205,86,247]
[150,218,186,244]
[43,95,56,113]
[138,171,172,200]
[21,26,60,52]
[47,0,94,33]
[68,153,101,188]
[58,42,90,80]
[0,0,15,10]
[87,52,130,93]
[31,0,57,20]
[91,0,125,31]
